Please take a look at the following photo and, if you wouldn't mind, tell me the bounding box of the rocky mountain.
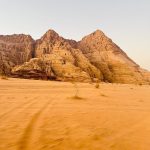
[1,29,150,84]
[78,30,149,84]
[0,34,35,75]
[12,30,101,82]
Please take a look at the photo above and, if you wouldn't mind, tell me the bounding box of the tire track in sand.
[18,99,54,150]
[0,97,38,120]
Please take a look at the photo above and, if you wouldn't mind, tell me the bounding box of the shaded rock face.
[0,29,149,84]
[0,34,35,75]
[78,30,148,84]
[12,58,55,80]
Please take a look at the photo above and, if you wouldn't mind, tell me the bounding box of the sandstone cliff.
[0,29,149,84]
[78,30,148,84]
[0,34,34,75]
[33,30,101,82]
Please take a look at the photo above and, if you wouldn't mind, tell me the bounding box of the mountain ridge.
[0,29,149,84]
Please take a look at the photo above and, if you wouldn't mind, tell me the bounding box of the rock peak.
[42,29,60,40]
[91,29,105,37]
[81,29,105,41]
[93,29,104,34]
[45,29,58,35]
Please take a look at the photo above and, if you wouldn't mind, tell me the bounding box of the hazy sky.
[0,0,149,70]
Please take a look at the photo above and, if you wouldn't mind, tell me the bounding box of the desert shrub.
[71,81,84,100]
[95,82,100,88]
[95,79,100,89]
[72,82,79,97]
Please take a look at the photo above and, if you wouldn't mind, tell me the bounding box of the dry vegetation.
[70,82,84,100]
[95,82,100,89]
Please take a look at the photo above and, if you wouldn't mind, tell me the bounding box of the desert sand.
[0,78,150,150]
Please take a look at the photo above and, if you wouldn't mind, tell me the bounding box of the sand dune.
[0,78,150,150]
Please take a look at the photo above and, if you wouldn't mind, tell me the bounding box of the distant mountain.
[0,29,149,84]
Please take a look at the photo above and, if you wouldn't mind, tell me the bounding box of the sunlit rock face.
[0,29,149,84]
[78,30,149,84]
[33,29,101,82]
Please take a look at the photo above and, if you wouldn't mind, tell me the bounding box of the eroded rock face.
[12,56,91,82]
[0,34,35,75]
[12,58,55,80]
[78,30,149,84]
[0,29,149,84]
[33,30,102,81]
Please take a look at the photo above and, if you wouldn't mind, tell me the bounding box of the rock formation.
[78,30,148,84]
[33,30,101,82]
[0,29,150,84]
[0,34,34,75]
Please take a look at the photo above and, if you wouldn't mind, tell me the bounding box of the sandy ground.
[0,78,150,150]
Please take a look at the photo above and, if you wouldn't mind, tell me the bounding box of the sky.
[0,0,149,70]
